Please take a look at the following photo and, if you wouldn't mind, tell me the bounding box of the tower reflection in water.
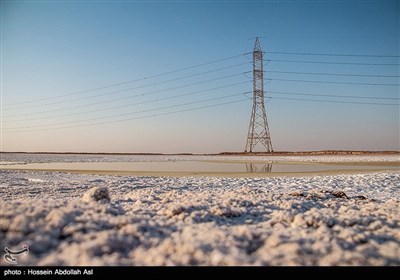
[245,163,272,173]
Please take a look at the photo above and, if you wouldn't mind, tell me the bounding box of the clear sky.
[1,0,399,153]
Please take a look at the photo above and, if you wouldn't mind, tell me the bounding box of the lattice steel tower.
[245,37,273,152]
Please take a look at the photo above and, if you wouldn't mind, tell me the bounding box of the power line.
[3,72,250,111]
[5,93,399,133]
[4,52,397,108]
[267,59,400,66]
[257,35,400,39]
[3,63,250,109]
[266,95,400,106]
[4,55,398,109]
[4,81,249,122]
[265,51,400,58]
[5,85,398,122]
[3,92,251,131]
[3,46,399,135]
[266,90,400,100]
[267,77,400,86]
[1,99,250,134]
[3,52,251,107]
[5,66,396,113]
[267,70,399,78]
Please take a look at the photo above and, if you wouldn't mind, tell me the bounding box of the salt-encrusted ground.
[1,166,399,265]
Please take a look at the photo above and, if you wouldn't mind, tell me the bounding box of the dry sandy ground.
[1,170,399,266]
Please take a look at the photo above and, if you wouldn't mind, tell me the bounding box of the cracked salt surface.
[0,154,399,266]
[1,170,399,265]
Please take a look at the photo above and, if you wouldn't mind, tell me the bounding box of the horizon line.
[1,150,399,156]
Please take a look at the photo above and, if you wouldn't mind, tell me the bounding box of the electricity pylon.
[245,37,273,153]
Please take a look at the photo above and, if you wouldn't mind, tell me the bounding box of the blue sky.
[1,0,399,153]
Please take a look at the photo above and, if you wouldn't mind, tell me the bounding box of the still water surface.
[1,161,399,174]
